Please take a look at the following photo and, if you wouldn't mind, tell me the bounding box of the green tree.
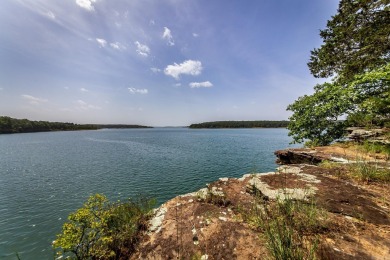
[0,116,12,133]
[288,0,390,146]
[288,64,390,145]
[53,194,155,259]
[308,0,390,81]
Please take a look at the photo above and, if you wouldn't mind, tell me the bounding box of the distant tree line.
[189,120,289,129]
[0,116,151,134]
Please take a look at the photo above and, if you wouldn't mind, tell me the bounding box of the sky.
[0,0,339,126]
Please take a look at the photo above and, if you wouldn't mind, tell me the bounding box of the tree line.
[0,116,151,134]
[189,120,289,128]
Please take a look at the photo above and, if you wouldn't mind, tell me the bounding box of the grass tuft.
[348,161,390,183]
[248,190,327,260]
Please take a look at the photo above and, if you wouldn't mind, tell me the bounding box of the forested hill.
[0,116,151,134]
[189,120,289,128]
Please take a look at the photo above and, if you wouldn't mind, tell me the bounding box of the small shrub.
[319,160,339,169]
[53,194,155,259]
[304,140,321,148]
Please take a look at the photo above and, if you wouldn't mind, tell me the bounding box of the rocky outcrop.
[346,127,390,144]
[274,148,331,165]
[133,160,390,259]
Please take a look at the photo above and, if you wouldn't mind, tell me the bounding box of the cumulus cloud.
[80,88,88,92]
[76,0,97,11]
[134,41,150,57]
[164,60,203,80]
[96,38,107,48]
[22,94,48,105]
[110,42,126,50]
[128,87,148,94]
[162,27,174,46]
[150,67,161,73]
[192,33,199,37]
[189,81,213,88]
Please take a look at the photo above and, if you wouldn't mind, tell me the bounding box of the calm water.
[0,128,297,259]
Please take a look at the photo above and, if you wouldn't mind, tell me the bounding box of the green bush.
[53,194,155,259]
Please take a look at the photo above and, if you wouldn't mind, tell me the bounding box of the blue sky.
[0,0,339,126]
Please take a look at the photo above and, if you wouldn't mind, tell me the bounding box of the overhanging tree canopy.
[287,0,390,146]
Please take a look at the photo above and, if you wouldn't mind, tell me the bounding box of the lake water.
[0,128,297,259]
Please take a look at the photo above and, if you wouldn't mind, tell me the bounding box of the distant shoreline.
[0,116,152,134]
[189,120,289,129]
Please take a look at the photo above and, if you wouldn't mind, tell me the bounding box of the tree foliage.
[53,194,155,259]
[308,0,390,81]
[288,0,390,146]
[288,64,390,145]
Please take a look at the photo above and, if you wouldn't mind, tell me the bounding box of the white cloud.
[128,87,148,94]
[192,33,199,37]
[80,88,88,92]
[149,20,155,25]
[150,67,161,73]
[110,42,126,50]
[76,0,97,11]
[162,27,174,46]
[134,41,150,57]
[96,38,107,48]
[45,11,55,20]
[77,100,87,106]
[76,99,101,110]
[174,83,182,87]
[189,81,213,88]
[164,60,203,80]
[21,94,48,105]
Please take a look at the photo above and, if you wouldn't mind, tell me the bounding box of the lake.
[0,128,298,259]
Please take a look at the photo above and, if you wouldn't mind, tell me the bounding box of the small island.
[189,120,289,129]
[0,116,152,134]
